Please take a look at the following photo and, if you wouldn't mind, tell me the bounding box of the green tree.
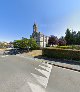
[58,36,66,46]
[13,38,29,49]
[65,28,72,45]
[28,38,39,50]
[76,31,80,45]
[13,38,39,50]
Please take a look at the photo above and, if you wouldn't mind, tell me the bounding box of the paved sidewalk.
[35,58,80,72]
[17,53,80,72]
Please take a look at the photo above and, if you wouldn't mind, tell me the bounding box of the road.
[0,52,80,92]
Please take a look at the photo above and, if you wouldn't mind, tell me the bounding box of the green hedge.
[42,48,80,61]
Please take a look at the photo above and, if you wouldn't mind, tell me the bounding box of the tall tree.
[13,38,39,50]
[48,35,58,46]
[65,28,72,45]
[28,38,39,50]
[76,31,80,45]
[58,36,66,46]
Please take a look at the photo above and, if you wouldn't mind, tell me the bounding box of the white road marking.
[32,63,52,89]
[42,62,52,68]
[6,55,9,56]
[35,68,51,79]
[39,65,51,72]
[1,56,5,58]
[28,82,45,92]
[1,55,9,58]
[31,73,48,88]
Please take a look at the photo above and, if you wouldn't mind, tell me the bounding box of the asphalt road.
[0,52,80,92]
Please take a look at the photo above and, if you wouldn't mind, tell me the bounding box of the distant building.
[30,23,49,48]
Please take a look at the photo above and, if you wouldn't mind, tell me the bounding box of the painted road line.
[28,82,45,92]
[35,68,51,79]
[42,62,52,68]
[39,65,51,72]
[6,55,9,56]
[31,73,48,88]
[1,55,9,58]
[1,56,6,58]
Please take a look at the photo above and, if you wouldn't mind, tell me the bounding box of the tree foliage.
[65,29,80,45]
[58,36,66,46]
[28,38,39,50]
[13,38,39,50]
[48,35,58,46]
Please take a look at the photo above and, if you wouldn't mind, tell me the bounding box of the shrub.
[42,48,80,61]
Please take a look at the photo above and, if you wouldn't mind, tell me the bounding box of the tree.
[65,28,72,45]
[58,36,66,46]
[13,38,29,49]
[28,38,39,50]
[13,38,39,50]
[48,35,58,46]
[76,31,80,45]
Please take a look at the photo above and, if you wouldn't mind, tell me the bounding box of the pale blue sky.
[0,0,80,42]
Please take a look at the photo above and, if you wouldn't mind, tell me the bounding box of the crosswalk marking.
[1,55,9,58]
[28,82,45,92]
[35,68,51,79]
[28,63,52,92]
[31,73,48,88]
[16,55,52,91]
[39,65,51,72]
[1,56,5,57]
[42,62,52,68]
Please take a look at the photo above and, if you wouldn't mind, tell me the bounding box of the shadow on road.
[3,49,29,55]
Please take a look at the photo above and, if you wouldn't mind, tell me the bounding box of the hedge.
[42,48,80,61]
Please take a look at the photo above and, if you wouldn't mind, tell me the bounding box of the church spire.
[33,22,38,32]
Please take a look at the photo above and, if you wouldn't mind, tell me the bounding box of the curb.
[44,61,80,72]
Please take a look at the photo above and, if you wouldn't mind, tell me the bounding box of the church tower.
[33,23,38,32]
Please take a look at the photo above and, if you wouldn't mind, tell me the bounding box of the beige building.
[30,23,49,48]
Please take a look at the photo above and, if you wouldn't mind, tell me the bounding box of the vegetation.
[48,35,58,46]
[42,48,80,61]
[13,37,39,50]
[58,36,66,46]
[56,45,80,50]
[65,28,80,45]
[48,28,80,46]
[48,35,66,46]
[0,42,8,49]
[43,28,80,61]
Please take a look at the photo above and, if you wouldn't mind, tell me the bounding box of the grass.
[56,45,80,50]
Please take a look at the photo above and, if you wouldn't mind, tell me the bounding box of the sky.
[0,0,80,42]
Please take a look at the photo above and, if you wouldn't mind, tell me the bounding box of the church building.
[30,23,49,48]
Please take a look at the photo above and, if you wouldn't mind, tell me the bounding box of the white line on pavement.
[1,55,9,58]
[6,55,9,56]
[42,62,52,68]
[28,82,45,92]
[31,73,48,88]
[1,56,5,58]
[39,65,51,72]
[35,68,51,79]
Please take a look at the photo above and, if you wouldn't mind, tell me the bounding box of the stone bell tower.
[33,23,38,33]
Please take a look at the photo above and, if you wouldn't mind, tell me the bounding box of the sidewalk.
[18,53,80,72]
[35,58,80,72]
